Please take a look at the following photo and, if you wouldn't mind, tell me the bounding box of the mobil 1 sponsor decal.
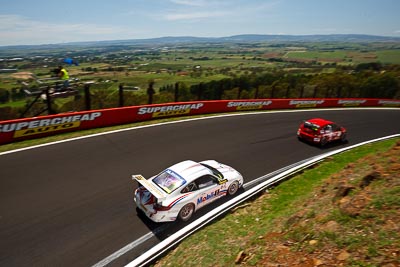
[227,100,272,110]
[137,103,204,118]
[0,112,102,138]
[197,189,221,204]
[289,100,324,108]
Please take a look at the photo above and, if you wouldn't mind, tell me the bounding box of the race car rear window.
[153,169,187,194]
[304,121,320,131]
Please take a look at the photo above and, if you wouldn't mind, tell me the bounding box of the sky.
[0,0,399,46]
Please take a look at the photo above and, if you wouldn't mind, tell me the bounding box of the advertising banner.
[1,98,399,145]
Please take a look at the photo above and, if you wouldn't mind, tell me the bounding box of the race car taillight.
[154,202,171,211]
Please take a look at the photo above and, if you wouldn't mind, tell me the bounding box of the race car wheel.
[178,203,195,222]
[228,181,239,196]
[320,137,328,147]
[341,133,347,143]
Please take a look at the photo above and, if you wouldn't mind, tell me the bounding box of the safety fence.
[1,98,399,145]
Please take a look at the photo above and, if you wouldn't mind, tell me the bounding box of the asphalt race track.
[1,108,399,267]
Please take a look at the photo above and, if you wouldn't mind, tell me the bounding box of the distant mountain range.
[60,34,400,46]
[2,34,400,50]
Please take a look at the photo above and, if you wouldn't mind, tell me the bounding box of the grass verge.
[152,138,400,266]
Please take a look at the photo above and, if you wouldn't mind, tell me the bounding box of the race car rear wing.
[132,174,167,200]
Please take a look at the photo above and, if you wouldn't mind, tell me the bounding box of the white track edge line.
[1,107,396,156]
[124,134,400,267]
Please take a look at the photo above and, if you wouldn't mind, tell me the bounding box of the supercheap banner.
[1,98,399,145]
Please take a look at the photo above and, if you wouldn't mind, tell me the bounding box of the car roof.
[167,160,213,183]
[306,118,334,126]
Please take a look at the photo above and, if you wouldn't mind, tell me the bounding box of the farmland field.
[377,50,400,64]
[0,40,399,120]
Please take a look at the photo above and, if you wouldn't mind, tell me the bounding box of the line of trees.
[160,67,400,102]
[1,63,399,120]
[0,88,25,104]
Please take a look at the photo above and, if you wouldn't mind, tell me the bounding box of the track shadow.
[297,137,349,150]
[135,187,246,241]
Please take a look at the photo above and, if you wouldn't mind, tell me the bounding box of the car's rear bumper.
[297,131,321,143]
[134,192,177,222]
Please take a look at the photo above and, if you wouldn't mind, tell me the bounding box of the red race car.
[297,118,347,146]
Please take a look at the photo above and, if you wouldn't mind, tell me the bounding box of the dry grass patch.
[152,139,400,267]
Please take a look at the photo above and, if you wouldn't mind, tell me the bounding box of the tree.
[177,82,193,101]
[147,80,155,104]
[11,87,25,101]
[0,107,21,120]
[0,88,10,104]
[355,62,382,72]
[360,73,399,98]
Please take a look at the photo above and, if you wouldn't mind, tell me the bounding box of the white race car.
[133,160,244,222]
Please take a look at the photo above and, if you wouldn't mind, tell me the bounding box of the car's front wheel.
[227,181,240,196]
[320,137,328,147]
[178,203,195,221]
[341,133,347,143]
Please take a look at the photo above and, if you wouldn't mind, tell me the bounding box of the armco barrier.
[123,134,400,267]
[1,98,399,145]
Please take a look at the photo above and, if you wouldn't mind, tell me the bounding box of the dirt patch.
[248,141,400,266]
[10,72,35,80]
[153,141,400,267]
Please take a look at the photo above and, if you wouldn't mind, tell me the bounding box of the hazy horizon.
[1,0,400,46]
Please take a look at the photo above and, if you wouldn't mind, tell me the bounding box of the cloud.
[0,14,134,45]
[169,0,207,6]
[164,11,229,21]
[162,0,280,22]
[0,15,124,35]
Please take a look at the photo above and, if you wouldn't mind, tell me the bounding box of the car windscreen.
[153,169,187,194]
[304,121,320,131]
[200,163,223,179]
